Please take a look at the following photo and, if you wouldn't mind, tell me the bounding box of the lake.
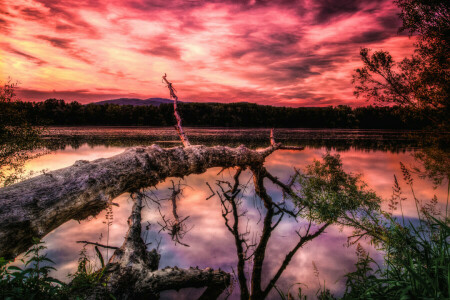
[15,127,449,299]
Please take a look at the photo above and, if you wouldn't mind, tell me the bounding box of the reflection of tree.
[103,192,230,299]
[157,180,192,247]
[41,129,432,153]
[208,152,380,299]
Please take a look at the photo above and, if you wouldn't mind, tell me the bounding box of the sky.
[0,0,415,106]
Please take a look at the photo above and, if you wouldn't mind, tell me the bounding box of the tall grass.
[342,166,450,299]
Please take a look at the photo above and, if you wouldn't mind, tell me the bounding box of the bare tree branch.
[205,182,216,200]
[157,186,192,249]
[218,168,251,299]
[270,129,276,146]
[269,128,305,151]
[76,241,119,250]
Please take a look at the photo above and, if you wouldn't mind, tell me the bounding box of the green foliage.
[396,0,449,107]
[342,244,383,299]
[0,240,111,300]
[341,166,450,299]
[61,247,110,299]
[342,214,449,299]
[353,0,449,130]
[0,238,63,299]
[291,153,449,299]
[296,153,381,225]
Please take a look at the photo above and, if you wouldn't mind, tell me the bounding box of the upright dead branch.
[270,129,276,146]
[162,73,191,147]
[270,129,305,151]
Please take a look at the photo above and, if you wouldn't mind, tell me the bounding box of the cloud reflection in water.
[19,144,447,299]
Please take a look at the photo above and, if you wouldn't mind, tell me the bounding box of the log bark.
[0,143,296,259]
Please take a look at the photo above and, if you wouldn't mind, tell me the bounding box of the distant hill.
[93,98,180,106]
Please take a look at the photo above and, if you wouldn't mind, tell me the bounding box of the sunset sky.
[0,0,415,106]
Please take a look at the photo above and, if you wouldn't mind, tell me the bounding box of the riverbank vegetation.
[0,239,111,300]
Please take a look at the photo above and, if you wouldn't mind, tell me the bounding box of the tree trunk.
[0,143,285,259]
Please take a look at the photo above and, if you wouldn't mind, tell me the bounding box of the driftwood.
[0,74,304,299]
[0,143,299,259]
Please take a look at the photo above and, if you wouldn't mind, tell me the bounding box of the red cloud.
[2,0,414,106]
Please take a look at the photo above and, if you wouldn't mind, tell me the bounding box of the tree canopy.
[2,99,439,130]
[353,0,449,129]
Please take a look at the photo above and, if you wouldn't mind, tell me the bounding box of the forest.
[6,99,438,129]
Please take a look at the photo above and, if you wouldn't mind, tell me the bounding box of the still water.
[18,127,448,299]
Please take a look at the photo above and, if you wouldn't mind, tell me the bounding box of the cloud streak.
[1,0,414,106]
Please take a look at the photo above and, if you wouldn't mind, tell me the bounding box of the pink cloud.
[1,0,415,106]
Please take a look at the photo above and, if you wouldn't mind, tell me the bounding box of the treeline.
[11,99,437,129]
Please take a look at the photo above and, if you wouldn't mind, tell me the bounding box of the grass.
[0,239,111,300]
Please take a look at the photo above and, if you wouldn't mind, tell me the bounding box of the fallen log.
[0,143,301,259]
[0,74,304,299]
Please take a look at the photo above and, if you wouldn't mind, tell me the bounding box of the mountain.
[93,98,179,106]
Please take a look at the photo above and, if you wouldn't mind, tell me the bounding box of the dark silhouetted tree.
[0,81,42,186]
[353,0,449,129]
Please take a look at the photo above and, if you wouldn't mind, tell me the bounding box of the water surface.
[17,127,449,299]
